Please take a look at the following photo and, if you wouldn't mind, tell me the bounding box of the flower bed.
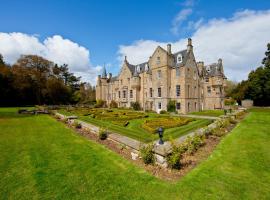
[142,117,194,133]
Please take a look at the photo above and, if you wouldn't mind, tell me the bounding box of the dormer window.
[136,65,141,73]
[177,54,182,63]
[145,63,149,72]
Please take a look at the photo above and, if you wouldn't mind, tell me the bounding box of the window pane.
[176,85,180,97]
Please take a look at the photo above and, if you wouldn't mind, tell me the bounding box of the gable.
[149,46,168,69]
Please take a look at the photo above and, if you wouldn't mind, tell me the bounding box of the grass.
[190,109,224,117]
[0,107,270,199]
[58,108,211,143]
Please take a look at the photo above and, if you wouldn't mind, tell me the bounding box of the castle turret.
[102,65,107,78]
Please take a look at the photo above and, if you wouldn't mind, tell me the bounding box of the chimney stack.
[218,58,222,65]
[167,44,172,54]
[187,38,193,52]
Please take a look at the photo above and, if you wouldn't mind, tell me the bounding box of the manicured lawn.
[58,108,211,142]
[190,109,224,117]
[0,108,270,199]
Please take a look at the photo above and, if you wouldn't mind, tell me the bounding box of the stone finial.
[167,44,172,54]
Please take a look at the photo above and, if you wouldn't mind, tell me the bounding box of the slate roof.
[110,76,118,81]
[203,62,225,77]
[125,49,189,77]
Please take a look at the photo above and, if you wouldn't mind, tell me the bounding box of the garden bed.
[55,109,243,181]
[57,108,212,142]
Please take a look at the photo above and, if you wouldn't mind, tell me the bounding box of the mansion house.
[96,38,226,114]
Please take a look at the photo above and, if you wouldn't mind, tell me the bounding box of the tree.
[225,80,238,98]
[262,43,270,68]
[230,43,270,106]
[0,54,83,106]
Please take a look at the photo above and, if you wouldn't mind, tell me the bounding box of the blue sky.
[1,0,270,84]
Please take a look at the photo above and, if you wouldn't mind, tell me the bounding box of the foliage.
[76,83,96,104]
[142,117,193,133]
[98,128,108,140]
[225,80,238,98]
[167,100,176,112]
[95,99,106,108]
[166,142,185,169]
[159,110,167,114]
[58,108,211,142]
[139,144,155,165]
[0,54,83,106]
[63,118,69,124]
[182,135,205,155]
[73,121,82,129]
[131,101,141,110]
[224,98,236,106]
[229,118,237,124]
[109,100,118,108]
[229,43,270,106]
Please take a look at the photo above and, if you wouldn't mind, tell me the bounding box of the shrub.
[167,142,185,169]
[225,98,236,106]
[167,100,176,112]
[159,110,167,114]
[183,135,205,155]
[139,144,155,165]
[63,118,69,124]
[229,118,237,124]
[99,128,108,140]
[95,99,106,108]
[73,121,82,129]
[110,100,118,108]
[131,101,141,110]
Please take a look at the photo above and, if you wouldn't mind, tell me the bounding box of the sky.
[0,0,270,84]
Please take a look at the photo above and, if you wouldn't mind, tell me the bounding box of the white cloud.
[118,9,270,81]
[0,32,101,85]
[181,0,195,7]
[171,8,193,35]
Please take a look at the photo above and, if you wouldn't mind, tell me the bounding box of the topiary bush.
[139,144,155,165]
[131,101,141,110]
[99,128,108,140]
[167,100,176,112]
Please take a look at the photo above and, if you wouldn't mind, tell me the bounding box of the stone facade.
[96,38,227,114]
